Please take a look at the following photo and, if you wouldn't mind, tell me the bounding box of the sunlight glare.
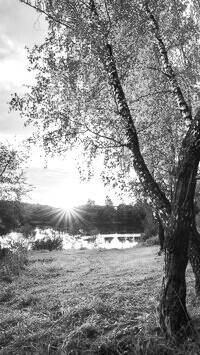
[48,180,88,210]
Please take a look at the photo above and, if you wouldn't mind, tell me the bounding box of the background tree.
[0,142,31,236]
[0,142,30,201]
[0,201,23,236]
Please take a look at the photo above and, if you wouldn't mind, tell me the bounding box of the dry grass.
[0,245,200,354]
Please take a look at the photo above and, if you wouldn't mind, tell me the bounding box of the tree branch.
[130,90,172,105]
[143,1,192,122]
[85,124,128,147]
[0,155,15,178]
[19,0,73,29]
[59,110,127,147]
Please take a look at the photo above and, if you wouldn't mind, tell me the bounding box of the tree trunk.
[189,218,200,297]
[157,215,165,253]
[160,247,190,334]
[159,221,165,252]
[160,147,199,334]
[143,2,200,301]
[102,37,200,335]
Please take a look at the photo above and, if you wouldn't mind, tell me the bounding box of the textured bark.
[160,114,200,334]
[154,211,165,253]
[158,216,165,252]
[160,190,197,333]
[189,218,200,296]
[160,248,190,334]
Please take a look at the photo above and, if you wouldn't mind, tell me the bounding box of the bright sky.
[0,0,122,209]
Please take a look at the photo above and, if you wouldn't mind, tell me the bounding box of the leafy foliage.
[0,142,31,201]
[12,1,200,204]
[31,234,63,251]
[0,201,23,236]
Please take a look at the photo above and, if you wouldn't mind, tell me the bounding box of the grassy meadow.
[1,245,200,354]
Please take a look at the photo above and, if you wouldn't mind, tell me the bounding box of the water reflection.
[33,229,140,249]
[0,229,140,250]
[68,234,138,249]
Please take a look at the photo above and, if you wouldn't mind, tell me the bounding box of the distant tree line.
[1,197,200,240]
[0,199,157,237]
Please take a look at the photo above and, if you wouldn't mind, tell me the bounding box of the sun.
[48,182,84,210]
[43,176,109,211]
[60,195,76,211]
[62,204,74,214]
[52,194,77,211]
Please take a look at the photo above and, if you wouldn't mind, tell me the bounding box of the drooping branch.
[143,1,192,122]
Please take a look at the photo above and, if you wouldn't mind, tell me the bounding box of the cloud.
[0,57,35,86]
[0,0,47,86]
[0,34,20,61]
[0,1,47,141]
[0,0,47,49]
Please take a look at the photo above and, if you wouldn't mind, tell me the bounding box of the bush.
[0,242,28,280]
[32,236,63,251]
[142,235,159,247]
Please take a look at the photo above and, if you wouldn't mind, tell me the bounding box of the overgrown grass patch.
[0,246,200,354]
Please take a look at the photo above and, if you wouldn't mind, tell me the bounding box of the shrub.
[32,236,63,251]
[0,242,28,280]
[142,235,159,247]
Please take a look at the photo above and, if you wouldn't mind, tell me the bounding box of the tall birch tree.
[12,0,200,335]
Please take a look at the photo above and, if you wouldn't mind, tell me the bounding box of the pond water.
[34,228,140,249]
[0,229,141,250]
[63,234,139,249]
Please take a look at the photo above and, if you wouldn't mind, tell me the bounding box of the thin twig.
[19,0,73,29]
[130,90,172,105]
